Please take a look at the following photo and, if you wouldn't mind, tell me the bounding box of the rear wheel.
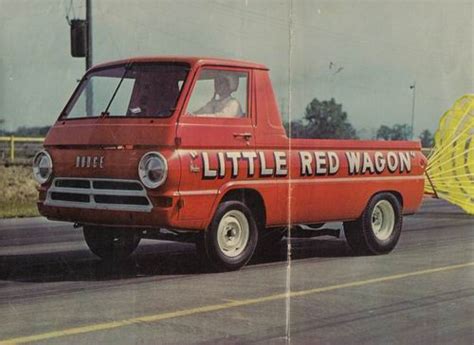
[344,193,402,255]
[83,226,141,261]
[199,201,258,271]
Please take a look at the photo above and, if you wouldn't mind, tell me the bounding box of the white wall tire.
[344,193,402,255]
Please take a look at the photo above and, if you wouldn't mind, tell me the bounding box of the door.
[176,67,255,223]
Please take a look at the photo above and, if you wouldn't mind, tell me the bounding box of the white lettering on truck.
[200,150,414,179]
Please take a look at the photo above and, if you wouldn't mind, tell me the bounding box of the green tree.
[376,123,412,140]
[284,119,307,138]
[286,98,357,139]
[419,129,434,147]
[14,126,51,137]
[375,125,392,140]
[304,98,357,139]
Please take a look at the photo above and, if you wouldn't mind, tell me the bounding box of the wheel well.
[221,189,266,230]
[377,190,403,207]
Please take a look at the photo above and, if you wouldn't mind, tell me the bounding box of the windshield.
[62,63,189,119]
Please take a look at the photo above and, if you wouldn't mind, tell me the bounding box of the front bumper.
[38,201,176,228]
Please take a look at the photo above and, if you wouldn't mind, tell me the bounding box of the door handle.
[233,132,252,141]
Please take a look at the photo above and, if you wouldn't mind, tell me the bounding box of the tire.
[200,201,258,271]
[83,226,141,261]
[344,193,402,255]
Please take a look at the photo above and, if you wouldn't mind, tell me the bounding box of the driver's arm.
[193,100,215,115]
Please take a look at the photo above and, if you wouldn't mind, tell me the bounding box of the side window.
[187,69,248,118]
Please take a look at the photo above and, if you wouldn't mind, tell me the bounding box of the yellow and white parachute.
[424,95,474,214]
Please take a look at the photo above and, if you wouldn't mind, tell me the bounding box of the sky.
[0,0,472,137]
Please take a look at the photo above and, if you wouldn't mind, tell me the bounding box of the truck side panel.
[171,66,425,230]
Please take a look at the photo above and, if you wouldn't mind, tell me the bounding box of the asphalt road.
[0,198,472,345]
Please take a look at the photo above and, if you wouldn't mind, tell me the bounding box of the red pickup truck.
[34,56,426,271]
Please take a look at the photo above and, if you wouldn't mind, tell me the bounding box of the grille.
[46,178,152,212]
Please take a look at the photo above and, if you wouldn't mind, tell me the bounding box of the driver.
[195,74,243,117]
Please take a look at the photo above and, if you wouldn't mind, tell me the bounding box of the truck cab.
[35,56,426,271]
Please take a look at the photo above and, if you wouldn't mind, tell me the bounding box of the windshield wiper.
[101,62,133,117]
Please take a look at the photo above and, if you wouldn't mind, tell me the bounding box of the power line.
[64,0,77,25]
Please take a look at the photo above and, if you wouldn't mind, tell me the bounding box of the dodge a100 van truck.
[34,57,426,271]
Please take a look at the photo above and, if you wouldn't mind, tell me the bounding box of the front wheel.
[344,193,402,255]
[83,226,141,261]
[200,201,258,271]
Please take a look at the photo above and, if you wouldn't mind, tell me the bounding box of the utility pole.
[410,82,416,140]
[85,0,93,116]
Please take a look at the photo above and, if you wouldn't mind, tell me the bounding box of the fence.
[0,136,45,163]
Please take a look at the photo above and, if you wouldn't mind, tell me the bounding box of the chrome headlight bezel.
[32,150,53,184]
[138,152,168,189]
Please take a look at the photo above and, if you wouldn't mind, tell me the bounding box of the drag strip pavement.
[0,198,472,344]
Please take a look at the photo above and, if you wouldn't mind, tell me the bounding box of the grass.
[0,165,40,218]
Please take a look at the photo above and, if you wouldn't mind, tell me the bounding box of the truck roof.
[91,56,269,71]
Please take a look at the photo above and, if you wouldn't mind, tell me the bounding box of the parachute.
[424,95,474,215]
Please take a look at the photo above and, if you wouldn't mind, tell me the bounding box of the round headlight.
[32,151,53,184]
[138,152,168,189]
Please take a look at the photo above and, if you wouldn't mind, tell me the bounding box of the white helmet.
[216,73,239,93]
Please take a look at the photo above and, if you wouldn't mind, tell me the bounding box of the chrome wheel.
[216,210,250,258]
[371,200,395,241]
